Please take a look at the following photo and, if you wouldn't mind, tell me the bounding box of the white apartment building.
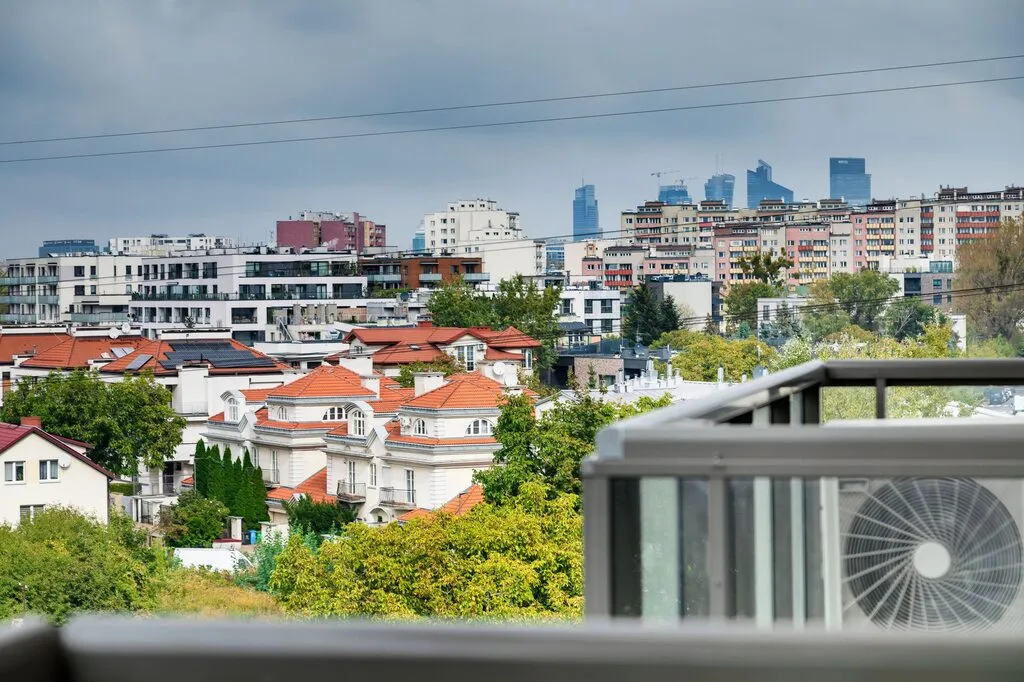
[109,234,236,256]
[420,199,524,253]
[128,249,369,345]
[0,419,113,527]
[557,285,621,337]
[1,254,142,326]
[468,238,546,281]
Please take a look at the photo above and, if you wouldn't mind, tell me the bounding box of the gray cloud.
[1,0,1022,256]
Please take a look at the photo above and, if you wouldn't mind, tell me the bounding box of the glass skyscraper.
[411,229,426,254]
[746,160,794,208]
[657,182,692,205]
[829,157,871,207]
[573,184,600,240]
[704,173,736,209]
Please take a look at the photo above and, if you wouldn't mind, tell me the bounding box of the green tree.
[192,440,208,497]
[816,269,901,332]
[163,490,228,548]
[395,354,461,387]
[492,275,562,370]
[0,508,162,624]
[426,276,495,327]
[270,482,583,619]
[0,369,185,477]
[702,313,720,335]
[204,444,225,504]
[955,216,1024,340]
[659,296,681,333]
[735,248,794,287]
[282,495,357,535]
[759,301,803,345]
[880,296,937,341]
[723,281,781,330]
[802,279,851,341]
[623,282,671,345]
[654,329,774,382]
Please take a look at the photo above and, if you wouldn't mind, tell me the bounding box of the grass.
[154,568,285,619]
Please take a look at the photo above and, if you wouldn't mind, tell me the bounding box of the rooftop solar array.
[158,341,277,371]
[125,354,153,371]
[111,347,134,358]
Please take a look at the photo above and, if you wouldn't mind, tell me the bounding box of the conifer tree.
[193,440,208,497]
[206,444,224,504]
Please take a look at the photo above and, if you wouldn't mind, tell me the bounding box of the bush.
[109,482,136,495]
[163,490,228,548]
[282,495,357,535]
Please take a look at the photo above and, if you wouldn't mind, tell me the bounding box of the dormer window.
[227,398,240,423]
[275,406,287,421]
[413,419,427,436]
[323,406,347,421]
[467,419,492,436]
[350,409,366,437]
[524,349,533,370]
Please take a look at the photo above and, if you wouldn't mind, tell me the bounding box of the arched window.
[226,398,239,423]
[466,419,492,436]
[323,406,346,421]
[275,406,287,421]
[413,419,427,435]
[350,409,366,437]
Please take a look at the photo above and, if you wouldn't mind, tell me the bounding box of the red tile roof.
[397,484,485,522]
[342,325,540,367]
[20,336,149,370]
[483,348,522,361]
[266,468,334,504]
[99,338,289,376]
[0,422,113,478]
[267,365,375,399]
[369,384,416,413]
[241,387,275,402]
[471,326,542,348]
[181,476,194,486]
[404,372,535,411]
[370,344,445,365]
[0,333,69,365]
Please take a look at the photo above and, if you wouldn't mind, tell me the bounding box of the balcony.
[379,487,416,509]
[131,290,367,302]
[336,480,367,502]
[64,312,130,324]
[0,313,46,324]
[462,272,490,282]
[583,358,1024,626]
[418,273,442,282]
[0,295,59,305]
[0,275,58,286]
[366,273,402,283]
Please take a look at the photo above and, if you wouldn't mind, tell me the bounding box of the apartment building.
[648,277,723,331]
[128,249,369,345]
[108,234,236,256]
[558,285,621,337]
[358,255,489,291]
[785,224,831,283]
[276,211,386,252]
[420,199,523,251]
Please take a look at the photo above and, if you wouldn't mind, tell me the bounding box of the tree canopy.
[802,269,900,335]
[723,281,782,331]
[735,248,794,287]
[0,370,185,476]
[282,494,357,535]
[955,216,1024,340]
[653,329,775,382]
[162,489,228,548]
[395,355,461,387]
[622,282,680,345]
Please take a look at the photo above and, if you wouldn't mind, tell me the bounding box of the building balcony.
[0,313,46,324]
[336,480,367,502]
[462,272,490,282]
[583,358,1024,627]
[418,273,442,282]
[0,275,58,286]
[0,294,59,305]
[379,487,416,509]
[366,273,402,283]
[65,312,130,324]
[131,290,367,302]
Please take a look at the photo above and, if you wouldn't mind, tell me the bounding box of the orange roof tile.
[342,326,541,366]
[266,468,334,504]
[241,387,275,402]
[267,365,375,399]
[471,326,542,348]
[0,333,69,365]
[181,476,194,486]
[208,412,226,423]
[483,348,522,361]
[369,385,416,413]
[397,484,485,522]
[99,338,289,376]
[21,335,150,369]
[383,419,497,447]
[403,372,535,411]
[370,344,445,365]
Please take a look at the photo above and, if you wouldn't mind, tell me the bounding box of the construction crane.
[650,170,681,180]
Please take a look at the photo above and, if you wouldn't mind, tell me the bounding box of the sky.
[1,0,1022,258]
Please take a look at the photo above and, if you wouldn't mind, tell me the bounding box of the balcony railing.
[583,358,1024,627]
[366,273,402,283]
[0,313,48,324]
[418,273,442,282]
[65,312,130,324]
[462,272,490,282]
[336,480,367,502]
[6,616,1024,681]
[379,487,416,508]
[131,290,368,302]
[0,275,58,286]
[0,295,59,304]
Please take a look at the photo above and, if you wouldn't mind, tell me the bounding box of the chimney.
[335,355,373,376]
[20,416,42,429]
[360,374,381,398]
[418,320,435,328]
[413,371,446,397]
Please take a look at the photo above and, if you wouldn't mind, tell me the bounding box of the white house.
[204,363,535,527]
[0,418,112,527]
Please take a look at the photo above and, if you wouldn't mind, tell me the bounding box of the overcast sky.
[1,0,1022,257]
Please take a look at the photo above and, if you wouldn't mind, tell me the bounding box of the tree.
[204,444,225,504]
[723,281,781,330]
[491,275,562,370]
[654,329,775,382]
[802,279,851,341]
[163,490,228,548]
[270,482,583,620]
[816,269,900,332]
[659,296,681,333]
[736,248,794,287]
[425,276,495,327]
[282,495,356,535]
[758,301,803,346]
[623,282,675,346]
[702,313,720,336]
[955,216,1024,339]
[880,296,937,341]
[192,440,209,497]
[395,355,461,387]
[0,508,161,624]
[0,369,185,477]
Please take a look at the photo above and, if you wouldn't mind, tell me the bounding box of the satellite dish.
[121,322,131,333]
[108,328,120,339]
[492,361,507,376]
[58,453,72,469]
[502,373,517,387]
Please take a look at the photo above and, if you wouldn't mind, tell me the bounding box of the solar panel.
[125,354,152,371]
[111,347,134,358]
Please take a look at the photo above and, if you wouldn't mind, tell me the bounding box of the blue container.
[247,530,257,545]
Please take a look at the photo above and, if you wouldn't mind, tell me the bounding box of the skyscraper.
[657,182,692,205]
[746,160,794,208]
[829,157,872,207]
[411,229,426,254]
[573,184,600,241]
[704,173,736,209]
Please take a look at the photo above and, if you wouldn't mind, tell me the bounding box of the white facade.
[0,426,111,527]
[1,254,142,326]
[558,286,621,337]
[128,250,369,344]
[466,238,546,281]
[109,234,236,256]
[654,280,717,331]
[420,199,524,254]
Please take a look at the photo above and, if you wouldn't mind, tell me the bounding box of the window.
[351,409,366,437]
[405,469,415,502]
[275,406,287,421]
[73,266,85,277]
[584,299,594,314]
[413,419,427,435]
[467,419,493,436]
[347,461,356,486]
[600,300,614,314]
[560,299,573,315]
[89,265,97,277]
[456,345,476,371]
[523,349,533,370]
[89,285,97,295]
[369,463,377,487]
[601,319,614,333]
[20,505,44,522]
[933,278,943,288]
[39,460,58,481]
[74,286,85,296]
[227,399,240,423]
[323,406,346,421]
[4,461,25,482]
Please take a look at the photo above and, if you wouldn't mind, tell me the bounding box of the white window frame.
[524,349,533,370]
[39,459,59,482]
[20,504,44,522]
[413,419,427,436]
[323,406,346,421]
[347,460,356,485]
[405,469,415,502]
[467,419,493,436]
[369,463,377,487]
[456,345,476,371]
[227,398,239,423]
[4,460,25,483]
[350,409,366,437]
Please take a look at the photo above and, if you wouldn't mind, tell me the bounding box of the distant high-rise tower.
[829,157,872,207]
[573,184,600,241]
[411,229,426,254]
[746,160,794,208]
[657,182,692,205]
[704,173,736,209]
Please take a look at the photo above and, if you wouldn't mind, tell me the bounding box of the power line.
[3,53,1020,147]
[2,75,1022,165]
